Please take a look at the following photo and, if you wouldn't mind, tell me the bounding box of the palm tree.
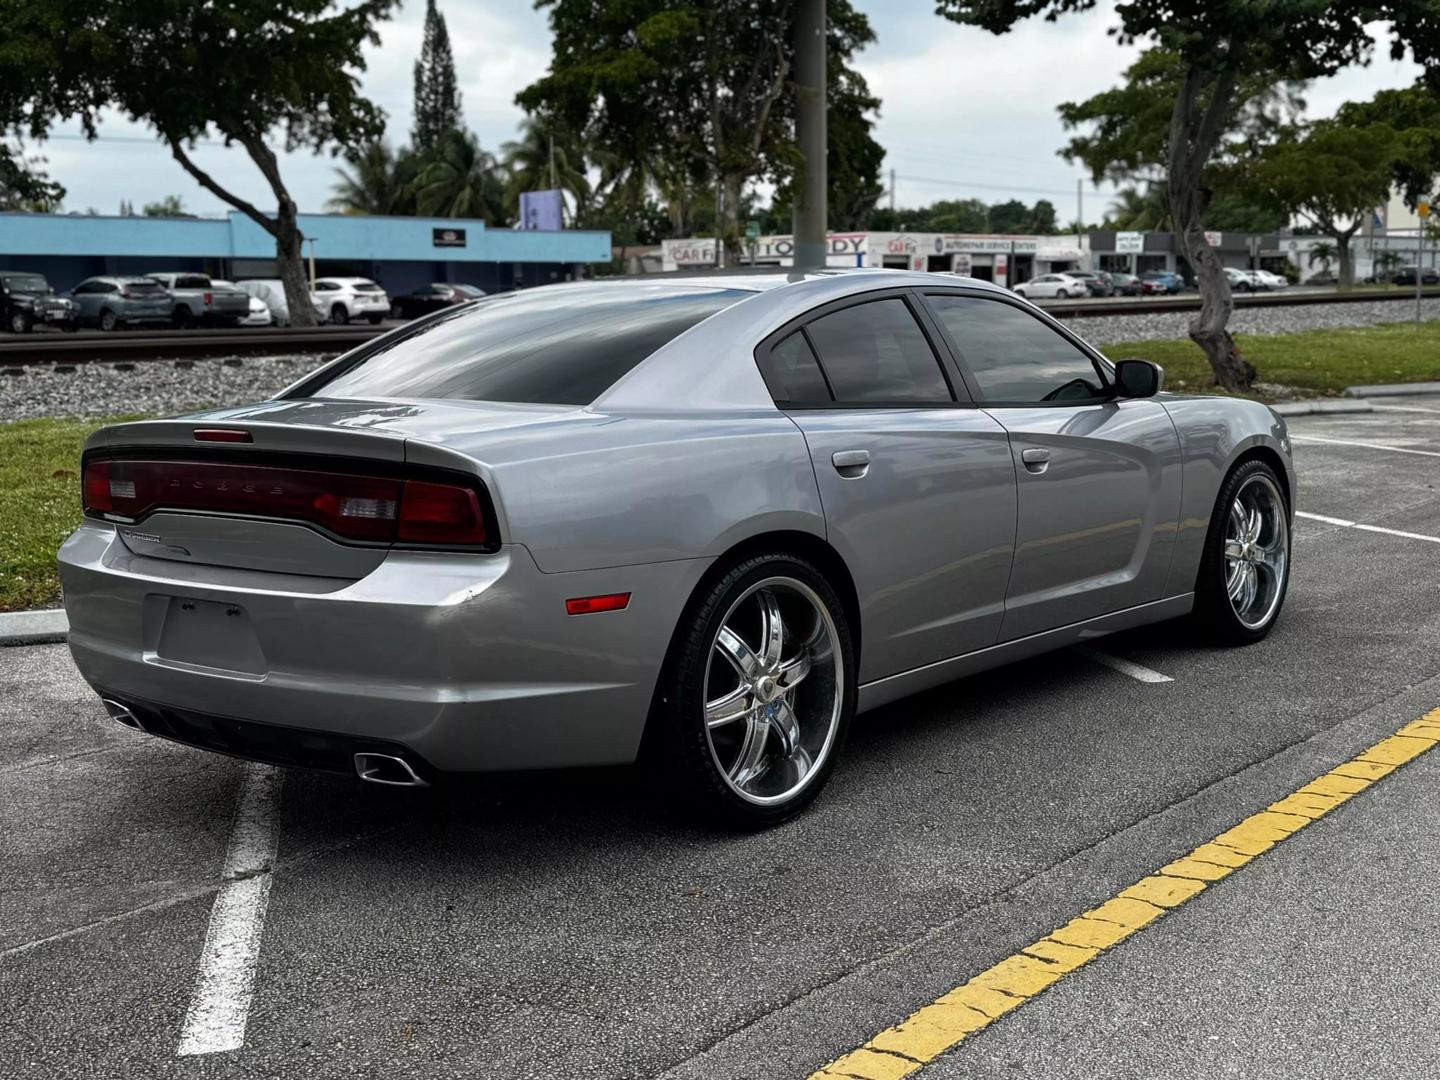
[1307,240,1337,275]
[1373,249,1404,282]
[501,117,591,224]
[412,130,507,222]
[1106,184,1169,230]
[327,141,416,215]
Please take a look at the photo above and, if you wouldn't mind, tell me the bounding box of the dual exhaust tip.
[102,698,427,788]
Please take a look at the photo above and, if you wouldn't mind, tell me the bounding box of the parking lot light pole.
[792,0,827,272]
[1417,198,1431,326]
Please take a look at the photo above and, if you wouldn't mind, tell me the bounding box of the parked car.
[1063,270,1113,297]
[59,269,1295,826]
[68,276,174,331]
[1252,269,1289,290]
[0,270,78,333]
[233,279,328,326]
[1393,266,1440,286]
[1107,272,1143,296]
[313,277,390,325]
[1224,267,1258,292]
[392,282,486,320]
[146,272,252,328]
[1140,271,1186,295]
[1012,273,1088,300]
[211,280,273,327]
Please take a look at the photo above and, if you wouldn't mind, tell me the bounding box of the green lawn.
[2,317,1438,611]
[0,415,143,612]
[1110,319,1440,398]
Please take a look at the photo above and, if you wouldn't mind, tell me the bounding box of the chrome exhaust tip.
[101,697,144,731]
[354,752,428,788]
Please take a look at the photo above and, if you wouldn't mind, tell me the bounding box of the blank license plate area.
[155,597,267,675]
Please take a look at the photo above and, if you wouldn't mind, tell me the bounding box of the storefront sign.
[432,227,467,248]
[1204,230,1224,248]
[951,253,972,276]
[1115,231,1144,254]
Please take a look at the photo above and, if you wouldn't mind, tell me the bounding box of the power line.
[895,172,1111,199]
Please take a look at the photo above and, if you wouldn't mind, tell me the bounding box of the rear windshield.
[124,280,167,294]
[296,283,750,406]
[353,281,384,293]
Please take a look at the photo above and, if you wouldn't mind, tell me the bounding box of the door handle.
[832,449,870,479]
[1021,447,1050,474]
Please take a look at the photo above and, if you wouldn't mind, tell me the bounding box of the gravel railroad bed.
[4,296,1439,421]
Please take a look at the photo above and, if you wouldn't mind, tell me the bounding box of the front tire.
[8,310,31,334]
[99,309,119,332]
[653,553,855,828]
[1193,459,1291,644]
[330,304,349,326]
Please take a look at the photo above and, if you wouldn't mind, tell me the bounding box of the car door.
[72,280,103,323]
[755,289,1017,683]
[921,289,1182,642]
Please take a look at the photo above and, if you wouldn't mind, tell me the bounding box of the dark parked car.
[1140,271,1186,295]
[1064,270,1113,297]
[392,282,487,320]
[68,276,174,331]
[1107,272,1143,296]
[0,270,78,333]
[1393,266,1440,286]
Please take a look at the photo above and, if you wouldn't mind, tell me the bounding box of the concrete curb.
[1272,400,1375,417]
[1344,381,1440,398]
[0,608,69,646]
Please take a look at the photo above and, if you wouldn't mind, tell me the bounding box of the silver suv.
[68,276,174,331]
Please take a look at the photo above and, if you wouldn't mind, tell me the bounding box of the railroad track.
[2,287,1438,365]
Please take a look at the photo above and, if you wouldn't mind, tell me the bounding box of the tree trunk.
[721,174,745,263]
[1166,66,1253,393]
[1336,230,1358,289]
[274,198,317,328]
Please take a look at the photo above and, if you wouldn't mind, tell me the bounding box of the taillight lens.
[81,459,489,548]
[203,291,213,305]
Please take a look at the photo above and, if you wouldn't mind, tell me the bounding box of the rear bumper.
[59,522,709,772]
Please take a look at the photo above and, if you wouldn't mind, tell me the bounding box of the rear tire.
[173,306,195,329]
[652,552,856,828]
[365,312,384,325]
[1192,459,1291,644]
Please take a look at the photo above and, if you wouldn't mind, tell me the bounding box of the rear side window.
[765,331,831,404]
[298,284,749,406]
[803,297,952,404]
[177,275,211,288]
[124,280,166,294]
[927,295,1108,404]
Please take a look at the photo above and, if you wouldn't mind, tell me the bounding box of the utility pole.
[889,167,896,214]
[792,0,828,272]
[1076,178,1083,250]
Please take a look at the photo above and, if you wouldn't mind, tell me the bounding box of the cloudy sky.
[31,1,1425,222]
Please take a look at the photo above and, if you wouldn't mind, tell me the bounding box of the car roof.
[317,277,376,285]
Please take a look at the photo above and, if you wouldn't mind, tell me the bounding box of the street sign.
[746,220,761,240]
[1420,200,1431,219]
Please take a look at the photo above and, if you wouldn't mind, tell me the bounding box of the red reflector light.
[565,593,631,616]
[83,459,113,513]
[193,428,253,443]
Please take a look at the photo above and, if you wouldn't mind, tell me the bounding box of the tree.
[0,144,64,211]
[501,116,591,223]
[939,5,1440,391]
[1253,122,1398,288]
[413,128,507,221]
[0,0,398,328]
[520,1,878,261]
[1374,249,1405,281]
[142,194,188,218]
[412,0,463,154]
[1306,240,1336,275]
[327,139,418,215]
[1339,82,1440,213]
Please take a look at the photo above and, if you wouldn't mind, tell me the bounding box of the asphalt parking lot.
[5,396,1440,1079]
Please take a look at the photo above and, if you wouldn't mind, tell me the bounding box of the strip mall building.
[660,232,1086,286]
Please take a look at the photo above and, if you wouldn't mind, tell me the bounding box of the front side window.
[803,297,952,404]
[927,295,1108,404]
[296,283,749,406]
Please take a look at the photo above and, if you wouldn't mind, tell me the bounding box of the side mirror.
[1114,359,1163,398]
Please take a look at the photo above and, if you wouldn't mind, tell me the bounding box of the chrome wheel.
[1224,474,1288,630]
[702,577,842,806]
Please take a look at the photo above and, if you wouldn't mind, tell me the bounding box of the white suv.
[312,277,391,325]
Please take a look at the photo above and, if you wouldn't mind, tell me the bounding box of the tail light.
[82,458,492,548]
[203,291,213,305]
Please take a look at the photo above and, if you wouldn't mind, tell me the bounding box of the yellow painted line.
[810,710,1440,1080]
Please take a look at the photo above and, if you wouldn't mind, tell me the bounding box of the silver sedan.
[59,270,1295,826]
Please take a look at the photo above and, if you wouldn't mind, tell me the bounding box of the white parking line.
[1288,434,1440,458]
[1075,647,1174,684]
[1296,510,1440,545]
[176,764,283,1057]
